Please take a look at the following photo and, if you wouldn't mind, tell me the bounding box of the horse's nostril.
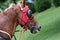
[38,26,41,31]
[39,26,41,29]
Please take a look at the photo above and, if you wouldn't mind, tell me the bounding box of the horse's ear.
[22,0,26,8]
[13,0,17,4]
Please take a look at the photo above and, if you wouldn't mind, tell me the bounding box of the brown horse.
[0,1,41,40]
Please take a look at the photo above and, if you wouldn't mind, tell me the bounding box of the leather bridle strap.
[0,30,11,39]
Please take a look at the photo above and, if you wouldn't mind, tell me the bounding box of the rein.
[0,30,11,39]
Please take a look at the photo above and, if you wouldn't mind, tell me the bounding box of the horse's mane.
[2,3,18,18]
[4,3,15,12]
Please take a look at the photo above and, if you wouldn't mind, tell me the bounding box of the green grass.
[12,7,60,40]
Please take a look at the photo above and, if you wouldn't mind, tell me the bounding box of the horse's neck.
[3,8,18,28]
[4,8,16,18]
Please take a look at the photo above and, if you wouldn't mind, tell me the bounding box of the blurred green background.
[0,0,60,40]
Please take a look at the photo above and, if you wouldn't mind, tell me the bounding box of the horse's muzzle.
[30,25,41,34]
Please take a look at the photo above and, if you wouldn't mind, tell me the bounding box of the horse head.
[9,0,41,34]
[17,4,41,34]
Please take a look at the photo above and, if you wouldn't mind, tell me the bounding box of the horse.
[0,1,41,40]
